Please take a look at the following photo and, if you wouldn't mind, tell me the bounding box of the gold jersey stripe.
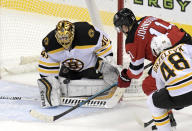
[48,47,64,54]
[95,42,111,54]
[74,45,96,49]
[155,119,170,126]
[168,72,192,85]
[97,44,112,57]
[39,60,60,66]
[167,79,192,91]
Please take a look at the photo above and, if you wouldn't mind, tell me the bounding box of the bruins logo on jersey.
[43,37,49,46]
[62,58,84,71]
[88,28,95,38]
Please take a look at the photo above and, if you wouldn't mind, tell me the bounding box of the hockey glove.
[95,57,119,85]
[118,69,131,88]
[59,65,82,80]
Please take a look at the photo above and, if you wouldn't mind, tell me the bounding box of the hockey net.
[0,0,148,100]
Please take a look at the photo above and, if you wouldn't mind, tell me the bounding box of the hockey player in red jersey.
[113,8,192,95]
[113,8,192,129]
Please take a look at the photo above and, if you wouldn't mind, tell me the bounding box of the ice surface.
[0,80,192,131]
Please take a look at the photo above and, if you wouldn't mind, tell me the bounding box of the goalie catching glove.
[118,69,131,88]
[95,57,119,86]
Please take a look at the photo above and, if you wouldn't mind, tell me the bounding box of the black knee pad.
[152,88,175,109]
[152,88,192,109]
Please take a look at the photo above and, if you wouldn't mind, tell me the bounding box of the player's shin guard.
[37,76,61,108]
[147,93,172,131]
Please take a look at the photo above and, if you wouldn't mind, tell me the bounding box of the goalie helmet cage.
[0,0,147,99]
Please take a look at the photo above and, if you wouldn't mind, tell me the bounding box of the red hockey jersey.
[125,16,185,79]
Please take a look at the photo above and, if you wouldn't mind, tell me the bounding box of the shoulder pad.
[42,29,63,52]
[72,22,100,46]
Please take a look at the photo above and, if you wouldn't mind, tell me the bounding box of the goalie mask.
[151,35,172,57]
[55,20,75,49]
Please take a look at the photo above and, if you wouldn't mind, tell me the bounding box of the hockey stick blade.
[134,113,146,127]
[30,83,118,122]
[30,110,54,122]
[144,119,154,127]
[134,112,154,128]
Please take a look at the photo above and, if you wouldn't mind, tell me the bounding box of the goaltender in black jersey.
[39,20,113,79]
[37,20,119,108]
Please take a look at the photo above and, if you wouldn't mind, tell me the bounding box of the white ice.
[0,73,192,131]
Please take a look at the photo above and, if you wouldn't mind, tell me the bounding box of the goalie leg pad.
[37,76,61,108]
[59,78,108,97]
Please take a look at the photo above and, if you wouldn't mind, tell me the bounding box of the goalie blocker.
[37,61,119,108]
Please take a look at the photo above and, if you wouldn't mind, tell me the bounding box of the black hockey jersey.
[38,22,113,77]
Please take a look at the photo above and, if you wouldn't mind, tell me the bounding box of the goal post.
[117,0,124,65]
